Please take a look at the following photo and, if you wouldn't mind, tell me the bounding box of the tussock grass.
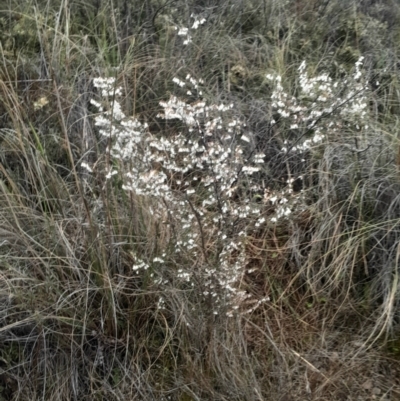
[1,1,400,400]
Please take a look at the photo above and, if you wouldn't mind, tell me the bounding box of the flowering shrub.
[86,23,370,317]
[89,73,269,317]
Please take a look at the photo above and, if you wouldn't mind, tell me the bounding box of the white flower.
[172,77,185,87]
[177,27,189,36]
[81,162,93,173]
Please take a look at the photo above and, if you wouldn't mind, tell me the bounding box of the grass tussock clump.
[1,0,400,400]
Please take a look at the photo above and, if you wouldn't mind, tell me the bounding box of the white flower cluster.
[88,70,271,317]
[93,77,122,98]
[263,177,305,222]
[175,14,206,45]
[267,56,369,154]
[191,14,206,30]
[259,57,370,222]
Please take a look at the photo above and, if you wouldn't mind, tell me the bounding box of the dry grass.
[1,0,400,400]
